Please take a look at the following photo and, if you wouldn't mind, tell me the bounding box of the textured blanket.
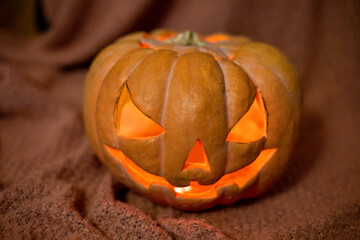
[0,0,359,239]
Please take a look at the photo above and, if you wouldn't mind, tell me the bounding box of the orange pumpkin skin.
[83,30,301,211]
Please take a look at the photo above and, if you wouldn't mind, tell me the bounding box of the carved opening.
[226,90,266,143]
[106,145,277,199]
[182,139,211,171]
[115,85,165,140]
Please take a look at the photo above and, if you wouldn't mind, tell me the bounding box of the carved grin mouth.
[105,145,276,199]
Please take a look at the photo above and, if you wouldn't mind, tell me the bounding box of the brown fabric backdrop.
[0,0,359,239]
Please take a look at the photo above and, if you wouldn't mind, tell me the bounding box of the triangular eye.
[226,90,266,143]
[115,85,165,140]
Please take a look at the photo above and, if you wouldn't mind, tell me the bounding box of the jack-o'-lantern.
[83,30,301,211]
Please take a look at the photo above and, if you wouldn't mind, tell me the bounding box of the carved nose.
[182,139,211,171]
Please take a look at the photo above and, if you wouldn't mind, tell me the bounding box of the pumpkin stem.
[165,31,205,46]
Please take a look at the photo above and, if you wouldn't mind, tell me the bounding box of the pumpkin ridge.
[217,60,256,129]
[96,48,154,147]
[159,55,179,181]
[216,61,231,175]
[116,50,177,176]
[126,49,177,122]
[230,45,299,148]
[111,49,156,124]
[234,43,295,103]
[217,59,261,174]
[202,44,230,60]
[161,52,228,186]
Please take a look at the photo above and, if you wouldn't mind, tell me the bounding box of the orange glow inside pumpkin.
[143,33,175,41]
[153,34,175,41]
[204,34,229,43]
[182,139,211,171]
[106,146,276,199]
[226,90,266,143]
[116,86,165,140]
[227,54,235,60]
[139,42,152,49]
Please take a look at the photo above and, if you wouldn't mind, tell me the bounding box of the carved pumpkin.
[83,30,301,211]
